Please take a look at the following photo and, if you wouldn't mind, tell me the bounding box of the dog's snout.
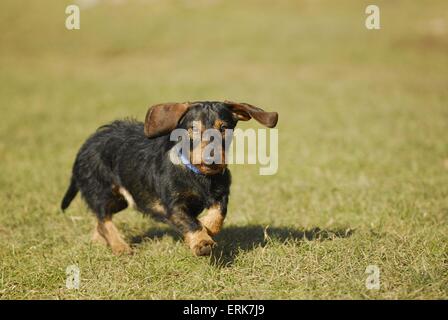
[204,155,216,164]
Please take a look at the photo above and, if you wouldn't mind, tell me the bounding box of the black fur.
[61,102,237,236]
[61,177,78,211]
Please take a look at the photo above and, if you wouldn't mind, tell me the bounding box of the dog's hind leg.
[96,216,132,255]
[91,187,132,255]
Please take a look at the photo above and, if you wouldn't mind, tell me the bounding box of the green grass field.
[1,0,447,299]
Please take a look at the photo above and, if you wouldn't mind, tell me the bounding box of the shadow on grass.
[131,225,354,267]
[211,226,354,267]
[131,227,181,244]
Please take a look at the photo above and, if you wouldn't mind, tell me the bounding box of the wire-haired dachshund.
[61,101,278,256]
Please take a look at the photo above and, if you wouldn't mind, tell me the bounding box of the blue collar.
[177,149,202,175]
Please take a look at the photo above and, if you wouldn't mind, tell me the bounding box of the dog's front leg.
[199,200,228,236]
[168,206,216,256]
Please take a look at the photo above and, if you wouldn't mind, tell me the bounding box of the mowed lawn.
[0,0,447,299]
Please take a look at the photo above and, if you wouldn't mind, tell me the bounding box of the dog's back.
[61,120,151,213]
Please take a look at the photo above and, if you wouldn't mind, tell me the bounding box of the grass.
[0,0,447,299]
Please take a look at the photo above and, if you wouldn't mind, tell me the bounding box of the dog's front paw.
[111,242,133,255]
[192,239,216,256]
[185,229,216,256]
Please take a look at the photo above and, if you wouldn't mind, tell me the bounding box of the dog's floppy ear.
[224,100,278,128]
[144,102,192,138]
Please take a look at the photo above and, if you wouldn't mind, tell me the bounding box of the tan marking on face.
[206,119,227,171]
[187,121,227,175]
[96,217,132,255]
[195,141,227,175]
[190,124,204,166]
[199,203,225,236]
[184,227,216,256]
[214,119,224,130]
[118,187,136,209]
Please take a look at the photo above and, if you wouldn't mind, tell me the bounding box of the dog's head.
[144,101,278,175]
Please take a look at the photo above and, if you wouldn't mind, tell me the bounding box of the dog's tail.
[61,177,78,212]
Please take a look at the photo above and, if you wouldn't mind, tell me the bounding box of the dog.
[61,100,278,256]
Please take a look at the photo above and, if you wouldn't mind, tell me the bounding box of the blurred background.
[0,0,447,299]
